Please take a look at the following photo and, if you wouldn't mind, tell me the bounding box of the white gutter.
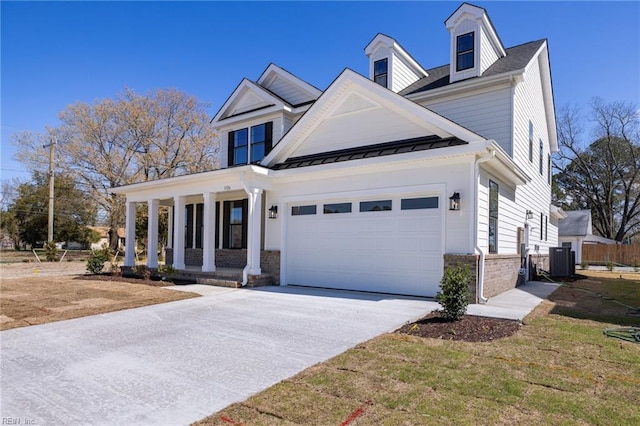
[473,146,496,304]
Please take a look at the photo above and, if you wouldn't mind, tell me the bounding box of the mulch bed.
[395,311,521,342]
[74,273,195,287]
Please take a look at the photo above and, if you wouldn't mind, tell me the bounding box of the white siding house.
[113,3,561,301]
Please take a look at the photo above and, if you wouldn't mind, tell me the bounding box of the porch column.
[246,187,263,275]
[173,195,186,270]
[167,206,173,249]
[147,199,159,269]
[202,192,216,272]
[124,201,137,267]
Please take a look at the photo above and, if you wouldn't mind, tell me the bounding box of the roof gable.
[257,64,322,106]
[445,3,506,56]
[261,68,486,166]
[559,210,592,237]
[211,79,289,123]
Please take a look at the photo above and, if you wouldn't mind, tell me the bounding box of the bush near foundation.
[86,246,110,274]
[436,264,472,321]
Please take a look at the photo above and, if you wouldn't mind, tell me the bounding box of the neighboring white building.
[558,210,619,264]
[88,226,125,251]
[113,3,561,301]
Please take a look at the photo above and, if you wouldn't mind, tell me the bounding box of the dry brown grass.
[0,275,199,331]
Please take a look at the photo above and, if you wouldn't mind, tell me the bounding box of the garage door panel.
[287,195,443,297]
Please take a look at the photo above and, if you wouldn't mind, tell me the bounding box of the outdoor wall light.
[268,205,278,219]
[526,209,534,220]
[449,192,460,211]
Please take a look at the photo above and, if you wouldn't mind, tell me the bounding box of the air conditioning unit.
[549,247,575,277]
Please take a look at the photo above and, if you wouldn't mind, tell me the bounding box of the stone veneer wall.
[164,248,280,282]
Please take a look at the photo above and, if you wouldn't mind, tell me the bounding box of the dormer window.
[228,122,273,166]
[456,32,474,71]
[374,58,388,87]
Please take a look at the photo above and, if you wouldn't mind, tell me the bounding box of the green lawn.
[195,272,640,425]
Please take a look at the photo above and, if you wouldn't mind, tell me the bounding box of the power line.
[0,168,31,174]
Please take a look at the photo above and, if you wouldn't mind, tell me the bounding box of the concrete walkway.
[467,281,560,320]
[170,281,560,321]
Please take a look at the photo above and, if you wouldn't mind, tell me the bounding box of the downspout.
[473,147,496,304]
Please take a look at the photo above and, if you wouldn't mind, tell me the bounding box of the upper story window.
[539,139,544,175]
[456,32,474,72]
[374,58,388,88]
[228,122,273,167]
[230,128,248,165]
[528,121,534,162]
[547,153,552,185]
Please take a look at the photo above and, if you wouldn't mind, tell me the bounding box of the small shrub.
[436,264,471,321]
[133,265,151,280]
[159,264,176,279]
[606,261,615,272]
[110,262,121,276]
[580,261,589,270]
[86,247,109,274]
[44,241,58,262]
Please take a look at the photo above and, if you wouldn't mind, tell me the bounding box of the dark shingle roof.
[271,135,467,170]
[399,39,546,96]
[559,210,591,237]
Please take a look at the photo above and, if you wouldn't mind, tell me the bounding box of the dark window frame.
[228,122,273,166]
[545,215,548,241]
[185,204,194,249]
[195,203,204,249]
[323,202,352,214]
[456,32,475,72]
[529,121,534,162]
[360,200,392,212]
[401,197,439,210]
[374,58,388,88]
[222,200,248,249]
[539,139,544,175]
[291,205,317,216]
[488,180,499,253]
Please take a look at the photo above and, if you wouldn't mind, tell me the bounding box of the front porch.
[119,166,279,287]
[168,267,275,288]
[164,248,281,287]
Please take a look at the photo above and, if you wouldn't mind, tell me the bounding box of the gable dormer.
[364,33,428,93]
[212,79,288,123]
[211,66,322,169]
[257,64,322,107]
[445,3,506,83]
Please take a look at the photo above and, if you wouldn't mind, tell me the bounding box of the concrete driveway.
[1,286,437,425]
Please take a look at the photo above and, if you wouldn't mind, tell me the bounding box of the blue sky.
[2,1,639,185]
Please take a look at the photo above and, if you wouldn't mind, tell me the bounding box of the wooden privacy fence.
[582,244,640,265]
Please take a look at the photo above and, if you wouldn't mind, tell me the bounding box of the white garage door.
[285,195,443,297]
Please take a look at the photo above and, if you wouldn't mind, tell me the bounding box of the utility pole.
[43,138,56,242]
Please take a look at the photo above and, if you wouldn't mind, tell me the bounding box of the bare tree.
[554,98,640,241]
[13,88,219,250]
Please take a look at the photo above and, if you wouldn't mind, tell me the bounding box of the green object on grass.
[603,327,640,343]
